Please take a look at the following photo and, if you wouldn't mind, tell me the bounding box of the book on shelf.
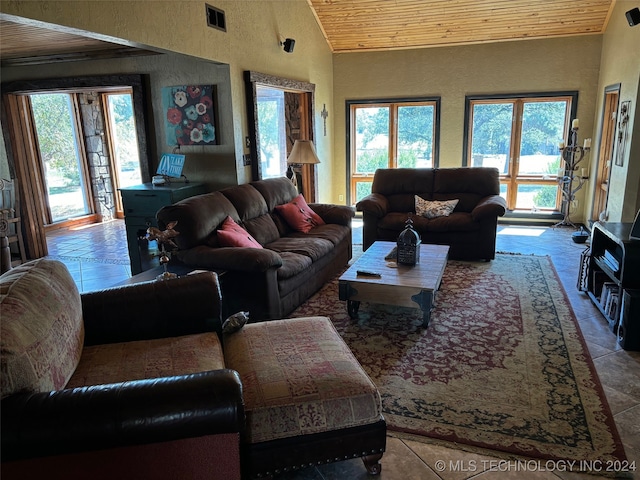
[603,250,620,272]
[605,289,617,314]
[603,289,620,320]
[607,291,620,321]
[599,282,618,310]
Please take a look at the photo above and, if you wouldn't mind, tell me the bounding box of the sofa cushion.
[275,194,325,233]
[66,333,225,388]
[243,214,281,246]
[265,237,333,262]
[421,212,480,232]
[221,183,270,222]
[433,167,500,212]
[0,259,84,398]
[224,317,382,443]
[218,216,263,249]
[433,167,500,197]
[415,197,459,218]
[381,212,480,234]
[274,251,313,280]
[158,191,239,250]
[250,177,299,212]
[288,223,351,247]
[372,168,435,196]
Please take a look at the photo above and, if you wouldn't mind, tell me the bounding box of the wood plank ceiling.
[0,18,158,67]
[307,0,616,52]
[1,0,616,66]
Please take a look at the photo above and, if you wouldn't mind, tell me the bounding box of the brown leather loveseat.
[157,177,354,321]
[357,167,507,260]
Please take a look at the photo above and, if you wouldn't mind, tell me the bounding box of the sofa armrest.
[81,271,222,345]
[1,370,244,462]
[356,193,390,218]
[471,195,508,221]
[176,245,283,273]
[309,204,355,226]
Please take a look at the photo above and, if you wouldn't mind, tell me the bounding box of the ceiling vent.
[206,4,226,32]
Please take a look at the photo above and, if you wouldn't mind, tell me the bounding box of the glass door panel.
[257,86,286,179]
[354,180,373,204]
[518,101,566,176]
[354,106,389,174]
[515,184,561,211]
[30,93,92,223]
[104,92,142,216]
[470,102,513,174]
[397,105,434,168]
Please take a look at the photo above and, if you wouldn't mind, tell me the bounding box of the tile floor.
[46,219,131,292]
[45,219,639,480]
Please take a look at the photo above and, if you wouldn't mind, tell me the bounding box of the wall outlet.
[339,194,344,202]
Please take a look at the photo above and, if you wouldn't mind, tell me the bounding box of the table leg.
[411,289,434,328]
[347,300,360,319]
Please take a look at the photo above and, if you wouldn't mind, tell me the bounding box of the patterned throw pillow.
[217,216,263,248]
[274,194,325,233]
[1,259,84,398]
[415,196,459,219]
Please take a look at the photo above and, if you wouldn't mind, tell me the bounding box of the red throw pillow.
[217,216,263,249]
[275,194,325,233]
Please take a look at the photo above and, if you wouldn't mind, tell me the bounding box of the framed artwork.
[615,100,630,166]
[162,85,218,146]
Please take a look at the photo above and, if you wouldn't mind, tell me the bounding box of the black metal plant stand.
[554,125,590,228]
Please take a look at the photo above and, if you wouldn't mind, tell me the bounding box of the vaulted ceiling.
[307,0,616,52]
[1,0,616,66]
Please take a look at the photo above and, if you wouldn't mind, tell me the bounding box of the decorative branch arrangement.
[146,221,179,280]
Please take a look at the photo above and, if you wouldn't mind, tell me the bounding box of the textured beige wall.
[590,0,640,222]
[332,36,603,221]
[1,54,237,192]
[0,0,335,200]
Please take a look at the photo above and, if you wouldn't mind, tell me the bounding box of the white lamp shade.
[287,140,320,165]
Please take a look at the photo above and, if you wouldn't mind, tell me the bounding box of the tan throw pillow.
[415,196,459,219]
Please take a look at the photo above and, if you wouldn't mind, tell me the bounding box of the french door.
[30,93,93,224]
[103,91,143,217]
[466,94,576,212]
[591,87,619,222]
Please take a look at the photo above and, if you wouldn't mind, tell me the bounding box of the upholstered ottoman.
[224,316,386,478]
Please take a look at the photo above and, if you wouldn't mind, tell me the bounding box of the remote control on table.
[356,270,381,277]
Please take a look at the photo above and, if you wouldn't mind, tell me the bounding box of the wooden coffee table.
[338,241,449,327]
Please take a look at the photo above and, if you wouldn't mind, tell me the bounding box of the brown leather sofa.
[157,177,354,321]
[357,167,507,260]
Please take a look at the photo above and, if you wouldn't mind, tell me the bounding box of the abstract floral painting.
[162,85,217,146]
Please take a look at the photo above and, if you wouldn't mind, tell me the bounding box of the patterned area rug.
[291,254,627,464]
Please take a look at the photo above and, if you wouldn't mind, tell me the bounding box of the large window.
[348,98,439,205]
[465,93,577,213]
